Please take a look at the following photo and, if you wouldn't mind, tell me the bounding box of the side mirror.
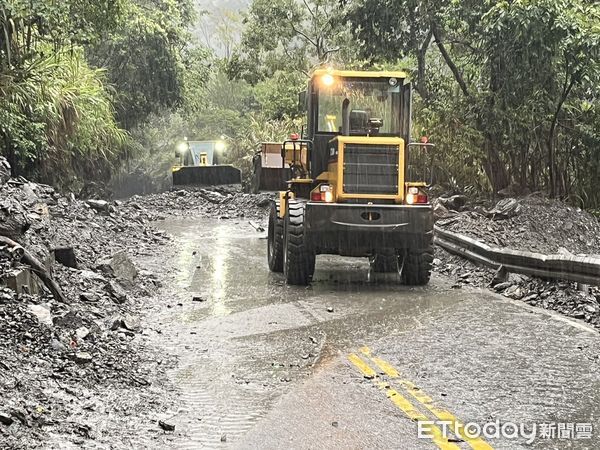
[298,91,307,112]
[408,141,435,149]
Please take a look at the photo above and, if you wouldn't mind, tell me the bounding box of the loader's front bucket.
[172,165,242,187]
[251,156,290,193]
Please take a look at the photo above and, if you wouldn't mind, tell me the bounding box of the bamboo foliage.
[0,47,128,186]
[0,0,130,187]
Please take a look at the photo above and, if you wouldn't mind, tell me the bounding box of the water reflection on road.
[146,217,600,450]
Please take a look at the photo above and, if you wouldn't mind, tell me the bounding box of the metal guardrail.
[434,225,600,286]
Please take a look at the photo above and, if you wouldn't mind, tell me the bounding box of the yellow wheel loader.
[266,69,434,285]
[172,140,242,187]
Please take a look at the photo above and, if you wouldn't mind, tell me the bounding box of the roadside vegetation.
[1,0,600,208]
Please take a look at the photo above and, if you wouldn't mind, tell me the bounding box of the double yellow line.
[348,347,493,450]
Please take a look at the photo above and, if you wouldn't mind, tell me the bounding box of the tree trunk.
[0,236,69,304]
[431,22,470,99]
[415,30,433,102]
[483,135,509,194]
[548,60,576,197]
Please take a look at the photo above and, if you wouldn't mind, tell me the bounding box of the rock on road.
[137,217,600,450]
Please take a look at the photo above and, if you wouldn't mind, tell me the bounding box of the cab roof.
[311,68,408,80]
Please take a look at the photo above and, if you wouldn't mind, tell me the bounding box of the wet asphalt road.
[140,218,600,450]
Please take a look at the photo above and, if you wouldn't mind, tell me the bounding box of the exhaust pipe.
[342,98,350,136]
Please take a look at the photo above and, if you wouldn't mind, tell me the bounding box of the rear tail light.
[406,187,429,205]
[311,184,334,203]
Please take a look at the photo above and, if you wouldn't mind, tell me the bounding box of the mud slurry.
[135,217,600,449]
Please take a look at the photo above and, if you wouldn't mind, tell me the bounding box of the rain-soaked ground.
[136,217,600,449]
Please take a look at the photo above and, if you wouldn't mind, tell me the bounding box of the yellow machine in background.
[199,152,209,166]
[266,69,434,285]
[172,139,241,187]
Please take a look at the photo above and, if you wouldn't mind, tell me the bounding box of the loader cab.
[305,70,412,179]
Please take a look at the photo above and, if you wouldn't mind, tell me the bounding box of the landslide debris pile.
[0,163,272,446]
[124,186,273,222]
[436,195,600,255]
[434,194,600,330]
[0,158,170,448]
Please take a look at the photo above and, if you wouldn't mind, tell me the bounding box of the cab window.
[317,79,401,134]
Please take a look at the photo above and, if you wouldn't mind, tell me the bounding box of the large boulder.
[432,199,451,221]
[438,194,468,211]
[0,198,31,238]
[485,198,521,220]
[97,251,138,283]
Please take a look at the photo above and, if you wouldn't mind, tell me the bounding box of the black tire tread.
[284,200,315,285]
[267,201,284,272]
[401,246,434,286]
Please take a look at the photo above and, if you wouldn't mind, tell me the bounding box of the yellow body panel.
[335,136,405,146]
[312,69,409,80]
[278,191,296,219]
[323,136,405,204]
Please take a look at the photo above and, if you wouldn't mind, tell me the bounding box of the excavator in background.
[265,69,434,285]
[172,139,242,187]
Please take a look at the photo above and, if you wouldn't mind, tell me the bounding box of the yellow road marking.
[358,346,371,356]
[347,354,461,450]
[372,356,400,377]
[347,353,377,379]
[363,350,494,450]
[360,347,400,378]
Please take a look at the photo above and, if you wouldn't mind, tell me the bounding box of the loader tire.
[283,200,315,286]
[370,254,399,273]
[401,246,434,286]
[268,201,284,272]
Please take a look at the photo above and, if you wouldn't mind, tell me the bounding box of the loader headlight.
[321,74,335,87]
[177,142,188,154]
[215,141,226,152]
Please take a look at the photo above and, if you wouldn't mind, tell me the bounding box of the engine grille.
[343,144,399,195]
